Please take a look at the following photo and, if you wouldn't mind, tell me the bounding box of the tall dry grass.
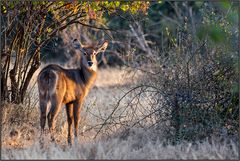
[2,127,238,159]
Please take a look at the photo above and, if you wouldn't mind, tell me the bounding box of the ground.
[1,67,239,159]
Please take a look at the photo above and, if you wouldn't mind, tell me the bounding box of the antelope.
[37,39,108,145]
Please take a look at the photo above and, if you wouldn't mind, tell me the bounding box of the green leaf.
[227,11,238,25]
[120,4,129,12]
[231,82,239,94]
[58,1,65,6]
[47,27,53,33]
[195,1,203,7]
[209,25,225,43]
[114,1,120,7]
[219,0,231,9]
[2,5,7,13]
[9,1,15,9]
[130,6,137,14]
[197,26,208,41]
[32,1,37,6]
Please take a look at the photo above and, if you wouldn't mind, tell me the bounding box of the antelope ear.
[72,39,81,49]
[96,41,108,54]
[72,39,86,53]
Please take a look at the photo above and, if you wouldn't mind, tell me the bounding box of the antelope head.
[72,39,108,72]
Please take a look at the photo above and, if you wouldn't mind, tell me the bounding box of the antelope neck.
[80,65,97,88]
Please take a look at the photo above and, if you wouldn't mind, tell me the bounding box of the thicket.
[82,1,239,143]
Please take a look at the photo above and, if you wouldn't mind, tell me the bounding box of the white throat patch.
[89,63,97,72]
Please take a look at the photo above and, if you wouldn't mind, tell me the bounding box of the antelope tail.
[38,69,58,98]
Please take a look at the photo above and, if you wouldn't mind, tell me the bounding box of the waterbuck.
[37,39,108,145]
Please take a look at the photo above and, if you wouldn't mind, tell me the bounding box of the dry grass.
[1,67,239,159]
[2,128,238,160]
